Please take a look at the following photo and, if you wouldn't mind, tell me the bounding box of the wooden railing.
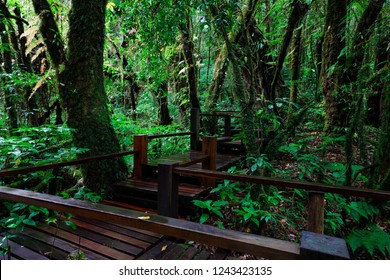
[0,185,344,259]
[201,111,240,137]
[157,157,390,234]
[0,150,138,178]
[0,133,362,259]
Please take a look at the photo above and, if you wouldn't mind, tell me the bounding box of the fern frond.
[347,225,390,257]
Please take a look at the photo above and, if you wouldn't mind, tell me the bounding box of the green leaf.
[64,220,77,230]
[23,219,37,226]
[347,226,390,257]
[199,214,209,224]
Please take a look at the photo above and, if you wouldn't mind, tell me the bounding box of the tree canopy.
[0,0,389,259]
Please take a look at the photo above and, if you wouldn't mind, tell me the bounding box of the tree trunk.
[205,0,263,110]
[367,23,388,127]
[0,19,18,131]
[289,26,303,106]
[344,0,386,84]
[321,0,347,134]
[33,0,128,195]
[31,0,65,69]
[179,13,200,110]
[270,0,309,102]
[157,82,172,126]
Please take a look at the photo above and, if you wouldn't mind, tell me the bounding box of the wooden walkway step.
[1,219,238,260]
[113,178,207,211]
[136,239,232,260]
[1,216,163,260]
[147,150,243,171]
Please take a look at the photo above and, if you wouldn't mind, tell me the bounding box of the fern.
[347,225,390,257]
[346,201,379,222]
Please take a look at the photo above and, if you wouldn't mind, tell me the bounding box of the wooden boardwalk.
[1,216,162,260]
[147,150,243,171]
[1,215,237,260]
[112,150,243,212]
[1,148,245,261]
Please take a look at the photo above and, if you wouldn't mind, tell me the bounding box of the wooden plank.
[149,132,193,139]
[116,180,202,197]
[0,186,300,259]
[0,150,136,177]
[69,218,151,249]
[193,250,211,260]
[208,248,229,260]
[178,245,199,260]
[160,243,186,260]
[136,239,175,260]
[37,224,131,259]
[57,221,143,256]
[16,227,107,260]
[0,235,49,260]
[75,216,162,243]
[9,230,69,259]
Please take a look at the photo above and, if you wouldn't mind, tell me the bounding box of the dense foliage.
[0,0,389,259]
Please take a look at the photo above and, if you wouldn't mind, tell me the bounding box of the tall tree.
[0,17,18,131]
[33,0,127,195]
[320,0,347,134]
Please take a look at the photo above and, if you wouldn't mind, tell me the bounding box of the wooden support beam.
[307,191,325,234]
[157,162,180,218]
[133,134,148,179]
[224,115,232,136]
[190,108,200,150]
[202,136,217,188]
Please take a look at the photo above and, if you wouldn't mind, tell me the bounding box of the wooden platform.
[1,216,162,260]
[1,216,237,260]
[113,178,207,211]
[113,150,243,211]
[137,239,236,260]
[148,150,243,171]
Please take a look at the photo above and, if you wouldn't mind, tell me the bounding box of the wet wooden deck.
[147,150,243,171]
[1,216,236,260]
[0,150,245,260]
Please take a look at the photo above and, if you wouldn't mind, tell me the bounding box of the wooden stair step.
[114,179,207,198]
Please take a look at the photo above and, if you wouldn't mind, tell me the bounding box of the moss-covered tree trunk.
[0,19,18,132]
[179,12,200,110]
[60,0,127,195]
[367,21,388,127]
[321,0,347,134]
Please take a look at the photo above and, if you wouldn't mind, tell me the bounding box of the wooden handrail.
[178,155,209,168]
[0,186,300,259]
[148,131,194,140]
[0,150,138,177]
[201,111,240,117]
[173,167,390,200]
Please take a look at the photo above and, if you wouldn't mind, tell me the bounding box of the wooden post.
[133,134,148,178]
[202,136,217,188]
[157,162,179,218]
[224,115,231,136]
[307,191,325,234]
[190,108,200,150]
[300,231,350,259]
